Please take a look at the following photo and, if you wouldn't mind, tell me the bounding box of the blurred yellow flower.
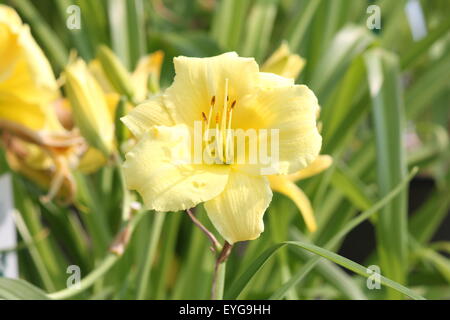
[122,52,321,244]
[0,5,61,131]
[0,6,117,201]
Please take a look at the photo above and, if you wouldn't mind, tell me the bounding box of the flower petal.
[164,52,259,126]
[123,124,230,212]
[0,92,47,130]
[269,175,317,232]
[0,8,58,104]
[258,72,294,89]
[235,84,322,174]
[204,170,272,244]
[287,155,333,181]
[121,95,174,139]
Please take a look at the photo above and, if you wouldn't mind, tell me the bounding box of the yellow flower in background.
[0,5,61,131]
[122,52,321,244]
[0,6,117,201]
[261,42,305,79]
[131,50,164,98]
[64,58,115,156]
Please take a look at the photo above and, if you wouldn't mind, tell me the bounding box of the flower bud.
[97,45,135,102]
[64,59,114,155]
[261,42,305,79]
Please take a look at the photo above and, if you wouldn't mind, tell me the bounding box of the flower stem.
[186,208,221,252]
[211,241,233,300]
[136,212,166,299]
[212,259,226,300]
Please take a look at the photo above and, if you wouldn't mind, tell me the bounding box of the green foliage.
[1,0,449,300]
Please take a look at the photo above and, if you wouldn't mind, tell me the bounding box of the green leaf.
[310,26,374,100]
[400,18,450,70]
[210,0,251,51]
[240,0,278,62]
[108,0,130,69]
[226,168,417,299]
[55,0,94,60]
[0,278,50,300]
[330,163,374,211]
[405,52,450,119]
[364,48,409,299]
[283,0,322,52]
[126,0,147,69]
[283,241,425,300]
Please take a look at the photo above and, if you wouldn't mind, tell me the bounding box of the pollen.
[201,79,237,164]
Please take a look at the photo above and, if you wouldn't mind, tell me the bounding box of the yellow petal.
[123,124,230,212]
[268,175,317,232]
[0,7,58,104]
[261,42,305,79]
[105,92,121,119]
[204,170,272,244]
[287,155,333,181]
[235,84,322,174]
[0,5,61,131]
[77,147,107,174]
[258,72,294,89]
[164,52,259,126]
[0,5,22,79]
[121,95,174,139]
[0,92,47,130]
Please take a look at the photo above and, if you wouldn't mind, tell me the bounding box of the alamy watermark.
[172,121,280,175]
[66,265,81,289]
[66,5,81,30]
[366,265,381,290]
[366,5,381,30]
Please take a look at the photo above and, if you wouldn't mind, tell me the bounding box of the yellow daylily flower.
[64,58,115,155]
[0,5,61,131]
[261,42,305,80]
[268,155,333,232]
[122,52,322,244]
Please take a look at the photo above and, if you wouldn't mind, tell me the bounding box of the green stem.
[136,212,166,299]
[212,241,232,300]
[212,261,226,300]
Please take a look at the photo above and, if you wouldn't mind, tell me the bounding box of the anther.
[211,96,216,106]
[202,112,207,122]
